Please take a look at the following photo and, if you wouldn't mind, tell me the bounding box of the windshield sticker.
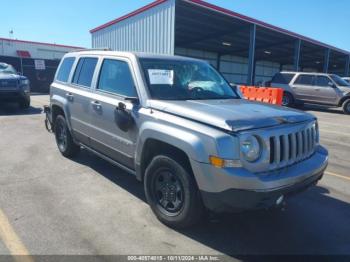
[148,69,174,85]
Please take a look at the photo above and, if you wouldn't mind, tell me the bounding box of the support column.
[345,55,350,77]
[323,49,330,73]
[294,39,301,71]
[247,24,256,85]
[216,53,221,71]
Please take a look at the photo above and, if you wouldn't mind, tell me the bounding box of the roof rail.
[69,48,112,53]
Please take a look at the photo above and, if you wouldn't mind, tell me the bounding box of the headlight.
[20,79,30,85]
[240,135,261,162]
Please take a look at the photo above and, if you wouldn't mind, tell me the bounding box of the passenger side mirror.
[328,82,336,88]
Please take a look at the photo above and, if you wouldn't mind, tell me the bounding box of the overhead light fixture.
[264,50,272,55]
[315,61,321,64]
[222,42,232,47]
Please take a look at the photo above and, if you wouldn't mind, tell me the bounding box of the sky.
[1,0,350,51]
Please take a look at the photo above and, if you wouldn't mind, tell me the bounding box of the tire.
[282,92,294,107]
[19,97,30,109]
[54,115,80,158]
[343,99,350,115]
[144,155,204,228]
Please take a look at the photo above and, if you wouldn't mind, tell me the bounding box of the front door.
[314,76,338,104]
[89,58,139,170]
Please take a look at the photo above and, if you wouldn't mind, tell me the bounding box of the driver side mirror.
[328,82,336,88]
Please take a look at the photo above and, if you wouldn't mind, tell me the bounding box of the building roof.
[89,0,349,56]
[0,37,85,50]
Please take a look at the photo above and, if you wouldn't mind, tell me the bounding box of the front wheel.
[19,97,30,109]
[54,115,80,157]
[343,99,350,115]
[144,155,204,228]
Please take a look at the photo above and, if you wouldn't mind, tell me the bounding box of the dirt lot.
[0,95,350,259]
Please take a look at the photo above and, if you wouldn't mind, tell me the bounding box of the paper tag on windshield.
[148,69,174,85]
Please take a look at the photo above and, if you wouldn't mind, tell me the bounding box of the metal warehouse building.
[90,0,350,85]
[0,38,83,92]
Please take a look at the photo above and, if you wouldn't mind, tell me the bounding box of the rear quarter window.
[56,57,75,82]
[271,73,295,84]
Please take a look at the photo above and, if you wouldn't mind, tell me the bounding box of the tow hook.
[43,105,53,133]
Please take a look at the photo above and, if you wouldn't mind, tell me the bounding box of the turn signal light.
[209,156,242,168]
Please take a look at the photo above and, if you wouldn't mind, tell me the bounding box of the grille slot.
[269,124,316,169]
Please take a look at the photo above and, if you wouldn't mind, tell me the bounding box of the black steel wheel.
[144,155,204,228]
[54,115,80,158]
[153,168,184,216]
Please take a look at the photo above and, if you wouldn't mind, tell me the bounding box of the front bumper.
[191,145,328,212]
[0,89,30,102]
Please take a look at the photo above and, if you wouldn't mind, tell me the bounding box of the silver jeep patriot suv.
[46,51,328,228]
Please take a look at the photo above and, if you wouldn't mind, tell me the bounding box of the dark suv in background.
[0,63,31,109]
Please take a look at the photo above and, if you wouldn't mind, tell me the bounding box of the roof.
[0,37,85,50]
[281,71,333,76]
[66,50,204,61]
[90,0,349,55]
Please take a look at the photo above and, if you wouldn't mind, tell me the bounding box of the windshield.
[330,74,350,87]
[0,63,17,74]
[140,58,239,100]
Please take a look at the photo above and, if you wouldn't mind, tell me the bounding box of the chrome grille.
[0,79,18,88]
[269,124,317,169]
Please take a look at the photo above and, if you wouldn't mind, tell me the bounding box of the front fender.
[135,122,209,165]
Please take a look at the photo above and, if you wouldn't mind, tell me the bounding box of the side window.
[72,57,98,87]
[294,75,315,86]
[271,73,295,84]
[97,59,137,97]
[56,57,75,82]
[316,76,332,87]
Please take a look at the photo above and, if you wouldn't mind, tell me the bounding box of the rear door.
[68,56,99,145]
[291,74,316,102]
[314,75,338,104]
[89,57,139,170]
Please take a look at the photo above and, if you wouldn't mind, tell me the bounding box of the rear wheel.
[144,155,204,228]
[54,115,80,157]
[282,92,294,107]
[343,99,350,115]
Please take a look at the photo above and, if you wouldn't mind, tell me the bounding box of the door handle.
[65,93,74,101]
[91,101,102,111]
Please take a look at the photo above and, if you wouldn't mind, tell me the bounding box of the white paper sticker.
[148,69,174,85]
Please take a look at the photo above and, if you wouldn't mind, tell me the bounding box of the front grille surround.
[239,120,318,174]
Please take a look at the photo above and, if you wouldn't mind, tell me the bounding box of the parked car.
[270,72,350,114]
[46,51,328,228]
[343,77,350,84]
[0,63,30,108]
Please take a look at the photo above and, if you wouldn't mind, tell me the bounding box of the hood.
[338,85,350,95]
[150,99,315,132]
[0,73,22,80]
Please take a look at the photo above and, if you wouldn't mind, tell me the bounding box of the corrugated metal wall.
[92,0,175,55]
[175,47,286,85]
